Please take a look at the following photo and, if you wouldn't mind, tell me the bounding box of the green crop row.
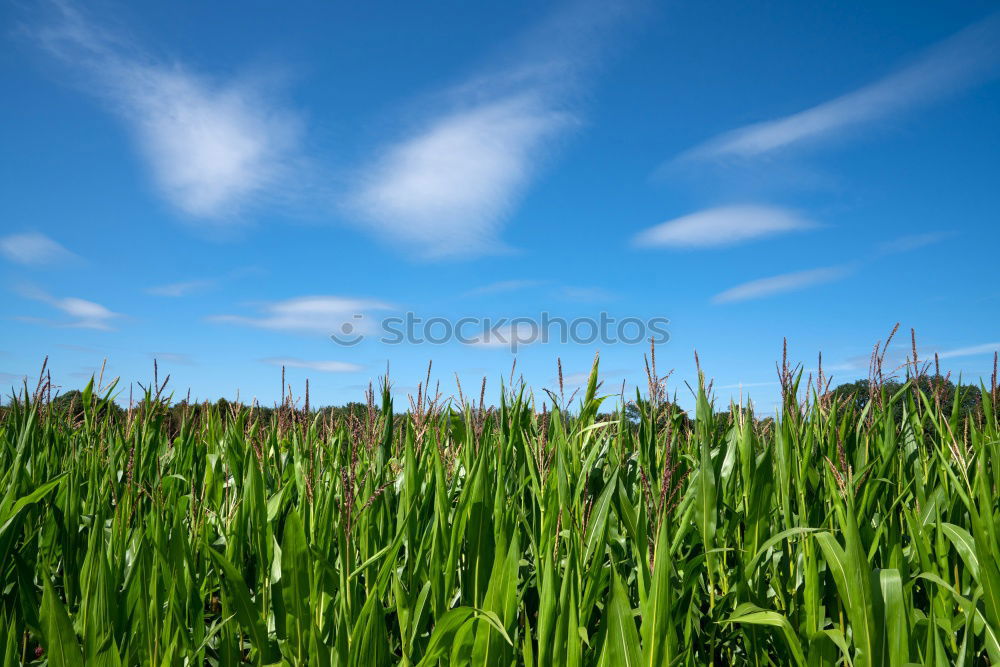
[1,346,999,665]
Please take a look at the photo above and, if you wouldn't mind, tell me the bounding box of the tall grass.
[2,339,999,665]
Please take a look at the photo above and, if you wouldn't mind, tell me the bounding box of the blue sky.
[2,0,998,412]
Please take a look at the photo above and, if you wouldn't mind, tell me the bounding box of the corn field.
[2,343,1000,666]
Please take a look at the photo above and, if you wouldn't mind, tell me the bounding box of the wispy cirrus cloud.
[15,286,122,330]
[209,296,389,335]
[0,232,77,265]
[149,352,196,366]
[555,286,617,302]
[260,358,363,373]
[704,228,952,306]
[716,381,779,390]
[56,343,102,353]
[146,279,215,297]
[32,2,306,220]
[712,266,852,304]
[467,322,541,349]
[934,342,999,360]
[462,280,614,302]
[876,231,952,255]
[348,1,632,258]
[464,280,545,297]
[0,372,29,385]
[147,267,264,297]
[351,96,572,258]
[559,368,627,387]
[681,13,1000,162]
[633,205,818,248]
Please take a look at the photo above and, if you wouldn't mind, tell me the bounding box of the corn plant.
[1,343,999,665]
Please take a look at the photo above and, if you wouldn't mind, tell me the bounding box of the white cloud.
[124,71,303,218]
[821,359,868,373]
[146,280,214,297]
[261,358,363,373]
[877,231,951,255]
[209,296,389,335]
[682,13,1000,161]
[559,368,626,387]
[56,297,115,321]
[56,343,102,353]
[712,266,851,304]
[464,279,544,297]
[0,372,29,385]
[467,321,541,349]
[351,95,571,258]
[633,205,817,248]
[560,371,595,386]
[556,286,616,302]
[347,1,628,258]
[150,352,196,366]
[16,286,122,330]
[0,233,76,265]
[935,342,999,360]
[34,3,304,219]
[716,381,779,390]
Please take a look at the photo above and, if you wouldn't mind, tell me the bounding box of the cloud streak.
[716,381,779,390]
[876,231,951,255]
[556,286,617,302]
[15,286,122,329]
[210,296,389,335]
[150,352,197,366]
[467,322,540,349]
[33,2,305,220]
[633,205,817,248]
[0,232,77,265]
[261,358,363,373]
[352,96,571,258]
[464,280,545,297]
[146,280,215,297]
[348,1,630,258]
[712,266,851,304]
[0,372,30,386]
[559,368,626,387]
[681,13,1000,161]
[935,342,999,360]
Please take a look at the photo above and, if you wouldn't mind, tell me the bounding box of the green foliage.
[0,357,999,665]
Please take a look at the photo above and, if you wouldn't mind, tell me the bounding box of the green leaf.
[415,608,475,667]
[207,548,276,663]
[722,603,805,667]
[598,572,641,667]
[280,510,311,660]
[40,578,84,667]
[878,569,909,667]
